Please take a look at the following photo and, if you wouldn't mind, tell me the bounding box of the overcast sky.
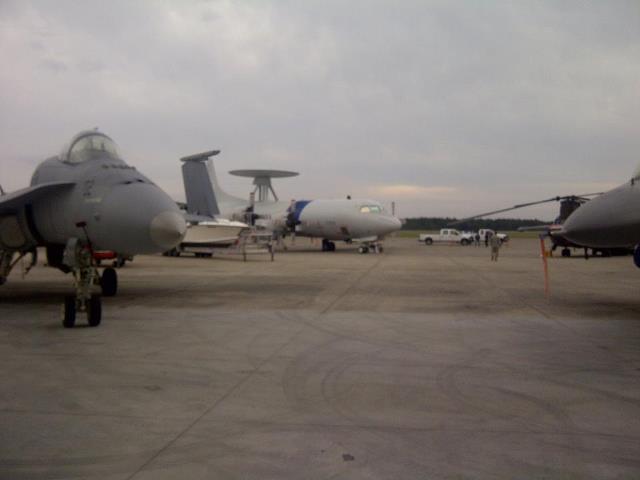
[1,1,639,219]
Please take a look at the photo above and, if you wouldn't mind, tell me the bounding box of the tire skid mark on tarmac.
[444,254,637,369]
[121,313,308,480]
[280,335,446,477]
[435,348,578,430]
[434,347,593,475]
[286,311,640,474]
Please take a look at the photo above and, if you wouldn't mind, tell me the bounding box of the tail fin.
[180,150,248,218]
[180,151,221,217]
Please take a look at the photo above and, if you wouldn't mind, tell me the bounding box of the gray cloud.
[1,0,639,218]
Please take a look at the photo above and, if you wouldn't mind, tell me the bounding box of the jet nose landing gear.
[62,295,102,328]
[61,238,103,328]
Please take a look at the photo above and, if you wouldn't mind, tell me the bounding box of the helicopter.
[450,193,631,258]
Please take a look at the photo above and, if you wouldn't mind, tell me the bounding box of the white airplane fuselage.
[181,155,402,244]
[216,197,399,242]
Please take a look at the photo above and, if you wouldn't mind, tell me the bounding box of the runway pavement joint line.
[123,321,308,480]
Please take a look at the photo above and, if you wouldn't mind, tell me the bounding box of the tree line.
[402,217,550,231]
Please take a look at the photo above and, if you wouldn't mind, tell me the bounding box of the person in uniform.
[490,232,502,261]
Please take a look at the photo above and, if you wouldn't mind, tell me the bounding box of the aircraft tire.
[101,268,118,297]
[561,248,571,258]
[329,242,336,252]
[634,245,640,268]
[87,296,102,327]
[62,296,76,328]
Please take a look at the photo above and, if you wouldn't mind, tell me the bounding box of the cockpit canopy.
[359,204,383,214]
[62,130,121,164]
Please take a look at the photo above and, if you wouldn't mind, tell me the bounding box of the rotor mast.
[253,175,279,202]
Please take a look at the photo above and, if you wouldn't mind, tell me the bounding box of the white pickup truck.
[419,229,474,246]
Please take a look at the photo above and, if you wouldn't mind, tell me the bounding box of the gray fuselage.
[25,132,185,256]
[563,179,640,248]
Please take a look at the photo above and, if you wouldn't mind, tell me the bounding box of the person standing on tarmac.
[490,232,502,261]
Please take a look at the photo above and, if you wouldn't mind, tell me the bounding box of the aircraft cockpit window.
[360,205,382,214]
[66,134,120,164]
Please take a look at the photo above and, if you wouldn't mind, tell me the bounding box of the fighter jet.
[179,151,402,253]
[0,130,186,327]
[562,168,640,266]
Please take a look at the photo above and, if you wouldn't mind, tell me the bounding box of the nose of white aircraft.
[378,215,402,235]
[357,214,402,237]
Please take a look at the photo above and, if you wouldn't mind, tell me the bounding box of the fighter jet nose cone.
[150,211,186,250]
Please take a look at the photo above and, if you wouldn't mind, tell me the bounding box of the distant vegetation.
[402,217,551,231]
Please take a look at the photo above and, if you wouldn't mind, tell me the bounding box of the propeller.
[285,199,305,232]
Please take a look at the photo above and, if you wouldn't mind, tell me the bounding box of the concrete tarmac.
[1,238,639,479]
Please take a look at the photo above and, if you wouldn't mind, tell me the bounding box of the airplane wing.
[0,182,75,216]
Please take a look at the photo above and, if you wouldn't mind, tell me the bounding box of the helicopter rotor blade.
[449,197,562,225]
[448,192,604,227]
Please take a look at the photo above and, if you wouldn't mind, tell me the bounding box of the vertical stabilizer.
[181,151,221,217]
[180,150,247,218]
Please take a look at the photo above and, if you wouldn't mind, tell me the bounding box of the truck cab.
[419,229,473,245]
